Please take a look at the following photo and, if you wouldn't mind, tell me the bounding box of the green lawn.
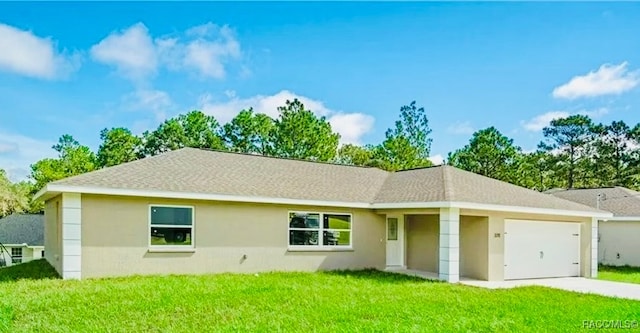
[0,260,639,332]
[599,265,640,284]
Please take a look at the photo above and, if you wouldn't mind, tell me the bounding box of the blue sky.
[1,2,640,180]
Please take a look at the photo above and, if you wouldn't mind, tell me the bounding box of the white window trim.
[148,204,195,251]
[287,211,353,251]
[11,248,23,263]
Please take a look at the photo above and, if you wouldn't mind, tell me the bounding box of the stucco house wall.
[406,214,439,272]
[79,194,386,279]
[599,221,640,267]
[44,196,62,275]
[460,216,488,280]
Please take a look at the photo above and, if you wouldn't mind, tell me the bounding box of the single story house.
[0,213,45,267]
[551,187,640,267]
[35,148,610,281]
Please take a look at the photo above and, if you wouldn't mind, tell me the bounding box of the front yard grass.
[599,265,640,284]
[0,260,639,332]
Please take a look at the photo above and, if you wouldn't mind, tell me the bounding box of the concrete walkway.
[460,277,640,301]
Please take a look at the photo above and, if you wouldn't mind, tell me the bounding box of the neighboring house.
[34,148,610,281]
[0,213,45,267]
[551,187,640,267]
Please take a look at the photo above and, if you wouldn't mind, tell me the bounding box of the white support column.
[590,217,598,278]
[439,207,460,283]
[62,193,82,279]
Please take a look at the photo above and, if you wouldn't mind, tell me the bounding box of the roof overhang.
[370,201,613,218]
[35,184,612,219]
[601,216,640,222]
[34,184,373,209]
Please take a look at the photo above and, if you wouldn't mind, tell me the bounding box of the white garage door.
[504,220,580,280]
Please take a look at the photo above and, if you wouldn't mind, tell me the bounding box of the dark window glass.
[151,206,192,225]
[150,227,192,246]
[289,213,319,229]
[289,230,319,246]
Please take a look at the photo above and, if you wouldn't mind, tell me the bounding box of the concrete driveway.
[460,277,640,301]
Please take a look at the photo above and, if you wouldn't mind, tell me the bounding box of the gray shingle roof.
[51,148,389,204]
[375,166,602,212]
[46,148,602,213]
[550,187,640,217]
[0,214,44,246]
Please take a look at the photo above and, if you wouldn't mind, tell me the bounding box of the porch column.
[590,217,598,278]
[61,193,82,279]
[439,207,460,283]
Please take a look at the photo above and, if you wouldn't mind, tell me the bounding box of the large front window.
[150,205,194,247]
[289,212,352,248]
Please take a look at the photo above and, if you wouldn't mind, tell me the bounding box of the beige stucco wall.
[599,221,640,267]
[406,214,439,272]
[44,195,62,275]
[460,216,488,280]
[80,194,386,279]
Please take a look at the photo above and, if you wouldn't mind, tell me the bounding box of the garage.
[504,220,581,280]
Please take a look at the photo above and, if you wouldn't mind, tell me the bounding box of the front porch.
[384,267,486,284]
[383,207,485,283]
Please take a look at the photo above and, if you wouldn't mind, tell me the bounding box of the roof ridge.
[441,165,454,201]
[194,147,386,170]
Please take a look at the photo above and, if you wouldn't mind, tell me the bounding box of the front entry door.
[386,216,404,267]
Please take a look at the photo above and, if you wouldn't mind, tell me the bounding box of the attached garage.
[504,220,581,280]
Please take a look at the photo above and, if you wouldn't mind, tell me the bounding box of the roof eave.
[42,184,613,218]
[603,216,640,222]
[37,184,373,209]
[370,201,612,218]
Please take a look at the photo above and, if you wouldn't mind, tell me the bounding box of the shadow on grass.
[0,259,60,282]
[599,265,640,274]
[322,268,442,284]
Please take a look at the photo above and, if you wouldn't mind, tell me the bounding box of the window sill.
[147,247,196,253]
[287,247,354,252]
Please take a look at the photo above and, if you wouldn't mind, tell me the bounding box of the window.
[289,212,351,248]
[11,248,22,264]
[150,205,194,247]
[387,218,398,240]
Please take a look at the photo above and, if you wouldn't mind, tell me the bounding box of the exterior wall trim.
[61,193,82,280]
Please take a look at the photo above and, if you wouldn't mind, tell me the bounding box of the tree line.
[0,99,433,216]
[1,101,639,217]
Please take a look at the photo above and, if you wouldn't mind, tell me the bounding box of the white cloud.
[199,90,375,144]
[0,131,55,181]
[552,62,639,99]
[581,107,610,118]
[91,22,242,81]
[0,141,18,154]
[328,113,375,145]
[0,23,79,79]
[123,89,173,122]
[429,154,444,166]
[447,121,474,135]
[90,23,158,80]
[522,111,571,132]
[181,24,241,79]
[521,108,609,132]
